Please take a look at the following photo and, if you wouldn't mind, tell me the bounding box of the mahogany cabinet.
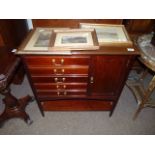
[17,23,139,117]
[20,52,137,116]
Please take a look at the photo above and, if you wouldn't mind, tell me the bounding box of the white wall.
[26,19,33,30]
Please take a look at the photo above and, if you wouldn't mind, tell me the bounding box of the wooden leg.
[12,62,25,85]
[0,88,33,127]
[140,69,148,81]
[133,105,143,120]
[109,111,113,117]
[133,75,155,120]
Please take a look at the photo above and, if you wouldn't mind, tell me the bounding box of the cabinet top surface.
[16,27,140,55]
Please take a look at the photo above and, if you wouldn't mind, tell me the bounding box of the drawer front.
[25,56,90,66]
[34,83,87,90]
[31,76,88,83]
[42,100,113,111]
[29,66,89,76]
[37,89,87,98]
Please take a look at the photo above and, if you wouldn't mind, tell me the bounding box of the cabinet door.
[90,56,130,97]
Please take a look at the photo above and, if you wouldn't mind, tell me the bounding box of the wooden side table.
[0,47,33,127]
[126,33,155,119]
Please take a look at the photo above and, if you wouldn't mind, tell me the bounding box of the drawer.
[24,56,90,66]
[42,100,113,111]
[29,66,89,76]
[31,76,88,83]
[37,89,87,98]
[34,83,87,90]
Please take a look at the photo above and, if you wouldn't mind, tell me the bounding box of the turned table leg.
[0,88,33,127]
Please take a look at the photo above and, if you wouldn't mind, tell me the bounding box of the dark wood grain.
[0,34,4,46]
[34,83,87,90]
[0,19,28,48]
[90,55,130,96]
[37,89,87,98]
[24,56,90,66]
[124,19,155,34]
[31,76,88,83]
[42,100,113,111]
[32,19,123,28]
[29,66,89,76]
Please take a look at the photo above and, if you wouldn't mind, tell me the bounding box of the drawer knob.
[63,85,66,89]
[54,77,58,82]
[56,85,59,89]
[61,59,64,64]
[90,76,94,84]
[62,69,65,73]
[54,69,57,73]
[57,91,60,96]
[52,59,56,64]
[62,77,66,82]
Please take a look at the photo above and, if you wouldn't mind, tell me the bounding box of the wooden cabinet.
[17,22,139,117]
[22,53,136,116]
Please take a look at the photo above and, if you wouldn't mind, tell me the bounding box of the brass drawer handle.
[56,85,66,89]
[62,77,66,82]
[54,77,58,82]
[61,69,65,73]
[53,69,57,73]
[57,91,60,96]
[54,77,66,83]
[90,76,94,84]
[53,69,64,74]
[61,59,64,64]
[57,91,67,96]
[52,59,64,66]
[52,59,56,64]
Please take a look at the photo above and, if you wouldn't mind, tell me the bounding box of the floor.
[0,72,155,135]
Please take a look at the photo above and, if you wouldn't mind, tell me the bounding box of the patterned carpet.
[0,73,155,135]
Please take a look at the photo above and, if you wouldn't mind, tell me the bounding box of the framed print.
[24,27,70,51]
[79,23,133,46]
[49,29,99,51]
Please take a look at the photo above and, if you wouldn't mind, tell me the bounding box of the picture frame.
[49,29,99,51]
[79,23,133,46]
[24,27,70,51]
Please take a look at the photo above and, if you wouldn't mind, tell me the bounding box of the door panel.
[90,55,129,96]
